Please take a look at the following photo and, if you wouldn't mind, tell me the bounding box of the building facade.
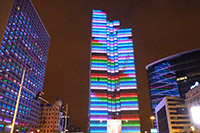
[0,0,50,132]
[155,96,191,133]
[146,48,200,115]
[37,97,63,133]
[89,10,140,133]
[185,84,200,131]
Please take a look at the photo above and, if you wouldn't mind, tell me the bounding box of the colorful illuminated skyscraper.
[89,10,140,133]
[0,0,50,132]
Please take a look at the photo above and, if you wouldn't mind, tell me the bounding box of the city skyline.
[32,1,200,132]
[1,0,200,132]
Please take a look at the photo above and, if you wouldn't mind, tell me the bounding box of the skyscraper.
[89,10,140,133]
[146,48,200,116]
[0,0,50,132]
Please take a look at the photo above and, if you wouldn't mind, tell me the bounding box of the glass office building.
[89,10,140,133]
[146,48,200,115]
[0,0,50,131]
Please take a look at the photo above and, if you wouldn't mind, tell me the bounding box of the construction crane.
[111,55,130,119]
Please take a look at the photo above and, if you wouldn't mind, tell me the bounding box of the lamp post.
[10,70,26,133]
[64,103,68,133]
[150,116,155,129]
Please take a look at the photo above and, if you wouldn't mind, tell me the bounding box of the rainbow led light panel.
[89,10,140,133]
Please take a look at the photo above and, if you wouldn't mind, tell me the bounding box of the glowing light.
[150,116,155,120]
[89,10,140,132]
[191,106,200,124]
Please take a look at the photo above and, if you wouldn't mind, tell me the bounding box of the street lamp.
[10,70,26,133]
[150,116,155,129]
[190,126,195,132]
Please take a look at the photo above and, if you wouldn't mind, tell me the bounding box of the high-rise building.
[146,48,200,115]
[89,10,140,133]
[37,97,63,133]
[155,96,191,133]
[0,0,50,132]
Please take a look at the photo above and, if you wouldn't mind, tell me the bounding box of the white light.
[191,106,200,124]
[107,120,121,133]
[7,125,12,128]
[190,81,199,90]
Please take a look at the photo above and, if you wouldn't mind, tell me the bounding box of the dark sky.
[32,0,200,132]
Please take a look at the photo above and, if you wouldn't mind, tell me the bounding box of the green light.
[122,123,140,126]
[91,77,108,82]
[120,97,138,102]
[92,59,107,63]
[92,43,103,46]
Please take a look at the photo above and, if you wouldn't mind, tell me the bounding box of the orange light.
[150,116,155,120]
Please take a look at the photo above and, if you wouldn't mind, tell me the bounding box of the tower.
[0,0,50,131]
[89,10,140,133]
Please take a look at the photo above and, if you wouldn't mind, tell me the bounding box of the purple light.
[4,118,11,123]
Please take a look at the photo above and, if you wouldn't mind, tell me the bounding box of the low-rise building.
[155,96,191,133]
[37,97,63,133]
[185,84,200,131]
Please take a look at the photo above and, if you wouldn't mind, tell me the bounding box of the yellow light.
[37,129,40,132]
[17,6,20,11]
[7,125,12,128]
[125,120,128,122]
[150,116,155,120]
[190,126,195,131]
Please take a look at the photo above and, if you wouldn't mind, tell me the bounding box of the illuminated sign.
[190,81,199,90]
[151,128,158,133]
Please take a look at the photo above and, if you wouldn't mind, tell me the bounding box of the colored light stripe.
[89,9,140,133]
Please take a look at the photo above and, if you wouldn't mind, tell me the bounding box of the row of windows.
[0,81,40,112]
[0,0,50,129]
[1,48,44,88]
[40,112,60,116]
[171,121,191,124]
[170,116,190,120]
[39,116,59,120]
[39,129,59,132]
[7,11,45,61]
[0,107,37,124]
[38,121,58,124]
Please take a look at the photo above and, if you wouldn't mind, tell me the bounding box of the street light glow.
[191,106,200,124]
[150,116,155,120]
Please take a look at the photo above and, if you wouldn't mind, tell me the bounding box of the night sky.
[30,0,200,132]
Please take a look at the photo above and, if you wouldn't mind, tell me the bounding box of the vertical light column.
[117,29,140,132]
[90,10,108,133]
